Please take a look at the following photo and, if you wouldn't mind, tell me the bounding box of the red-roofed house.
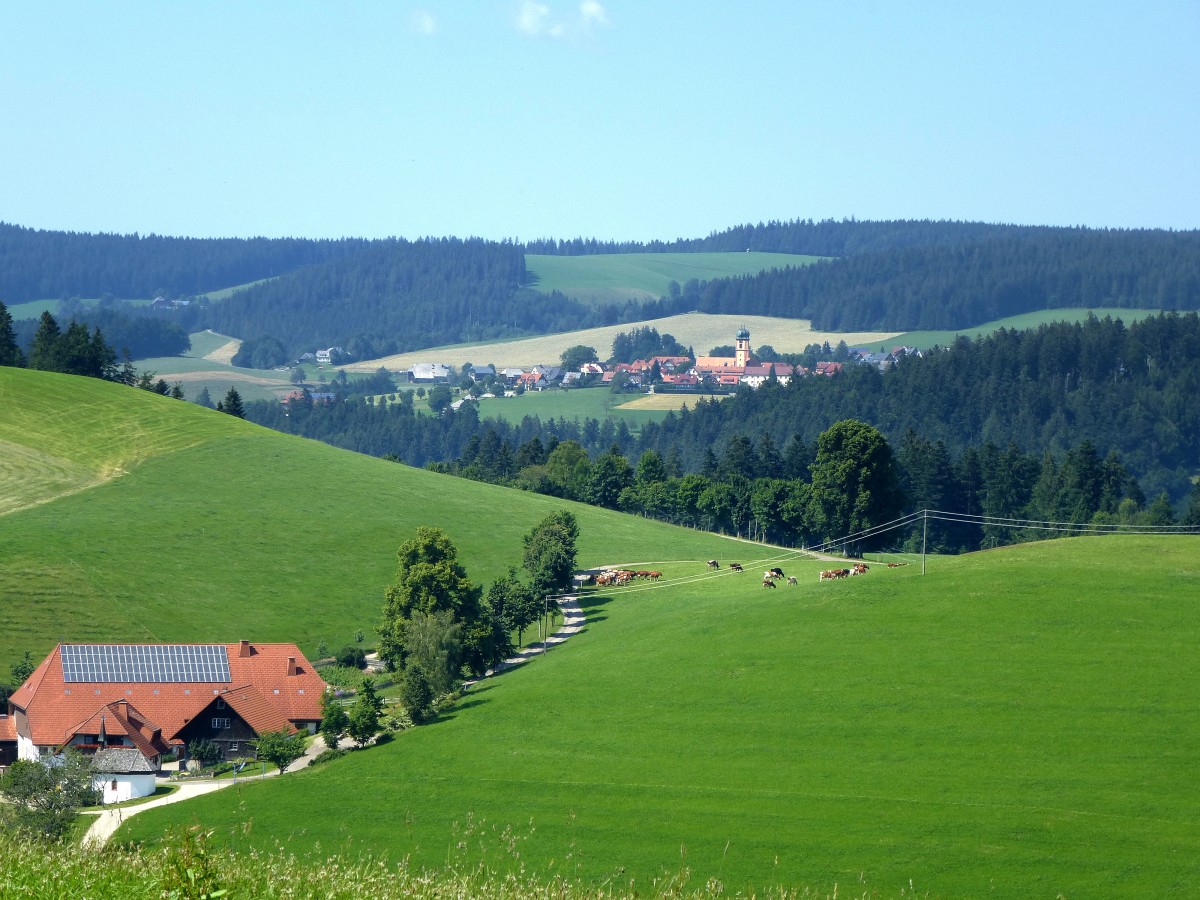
[7,642,326,779]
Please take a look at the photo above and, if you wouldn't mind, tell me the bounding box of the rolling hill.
[0,367,735,674]
[118,534,1200,897]
[3,366,1198,896]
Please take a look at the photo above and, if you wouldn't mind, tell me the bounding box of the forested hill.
[4,220,1198,364]
[0,223,368,301]
[525,218,1046,257]
[693,228,1200,330]
[200,238,552,362]
[637,312,1200,501]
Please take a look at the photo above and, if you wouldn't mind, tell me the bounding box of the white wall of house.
[17,733,38,761]
[94,772,157,804]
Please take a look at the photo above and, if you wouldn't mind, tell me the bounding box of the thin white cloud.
[515,1,610,39]
[580,1,610,29]
[410,10,437,36]
[516,1,552,36]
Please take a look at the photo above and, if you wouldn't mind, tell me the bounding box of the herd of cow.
[819,562,871,581]
[594,568,662,586]
[708,560,800,588]
[588,558,910,589]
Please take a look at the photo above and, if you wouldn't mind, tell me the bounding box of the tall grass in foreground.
[0,829,899,899]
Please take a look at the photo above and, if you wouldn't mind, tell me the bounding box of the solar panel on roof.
[60,644,231,683]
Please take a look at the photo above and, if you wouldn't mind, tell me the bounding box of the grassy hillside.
[0,368,737,674]
[119,535,1200,897]
[525,251,822,305]
[892,306,1166,351]
[0,368,236,515]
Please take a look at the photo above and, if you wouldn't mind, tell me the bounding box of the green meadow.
[119,535,1200,897]
[471,386,685,430]
[0,368,735,673]
[5,368,1199,896]
[891,307,1165,351]
[525,252,822,305]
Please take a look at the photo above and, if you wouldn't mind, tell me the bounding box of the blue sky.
[2,1,1197,241]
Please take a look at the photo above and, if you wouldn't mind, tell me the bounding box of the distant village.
[287,329,920,404]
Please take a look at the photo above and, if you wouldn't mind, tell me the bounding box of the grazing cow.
[786,576,798,585]
[730,563,744,573]
[834,568,850,579]
[820,570,834,582]
[648,571,662,581]
[769,567,785,579]
[707,559,720,569]
[887,562,908,568]
[852,562,869,575]
[762,578,777,588]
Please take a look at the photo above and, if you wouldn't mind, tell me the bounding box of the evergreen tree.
[29,311,62,371]
[220,387,245,418]
[0,301,25,367]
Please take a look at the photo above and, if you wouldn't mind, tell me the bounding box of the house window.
[216,698,225,709]
[111,780,118,791]
[230,742,238,752]
[212,717,230,730]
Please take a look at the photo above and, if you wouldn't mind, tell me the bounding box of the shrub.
[335,645,366,669]
[400,665,434,724]
[187,738,222,768]
[308,748,346,767]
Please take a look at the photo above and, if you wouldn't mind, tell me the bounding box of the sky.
[2,1,1197,242]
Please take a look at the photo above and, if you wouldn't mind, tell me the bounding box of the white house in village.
[406,363,451,383]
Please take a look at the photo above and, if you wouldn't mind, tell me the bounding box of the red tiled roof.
[0,715,16,742]
[10,643,325,750]
[65,699,172,758]
[202,684,294,739]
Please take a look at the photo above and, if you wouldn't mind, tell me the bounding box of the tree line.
[687,228,1200,331]
[438,422,1197,554]
[632,312,1200,504]
[0,222,368,302]
[242,313,1200,511]
[6,220,1197,365]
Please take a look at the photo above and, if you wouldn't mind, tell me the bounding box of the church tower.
[735,327,751,368]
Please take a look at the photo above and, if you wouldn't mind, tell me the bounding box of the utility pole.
[922,509,928,576]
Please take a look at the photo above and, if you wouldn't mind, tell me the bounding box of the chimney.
[238,640,251,658]
[287,657,297,676]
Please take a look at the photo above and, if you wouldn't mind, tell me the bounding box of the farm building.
[407,363,451,383]
[5,641,325,799]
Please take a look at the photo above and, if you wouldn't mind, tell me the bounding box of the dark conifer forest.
[4,219,1198,364]
[242,313,1200,542]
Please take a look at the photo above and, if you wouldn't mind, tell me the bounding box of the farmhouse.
[6,641,325,796]
[406,362,451,383]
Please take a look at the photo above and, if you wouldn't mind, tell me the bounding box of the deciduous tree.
[378,526,484,674]
[253,727,306,773]
[807,419,904,551]
[0,749,100,841]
